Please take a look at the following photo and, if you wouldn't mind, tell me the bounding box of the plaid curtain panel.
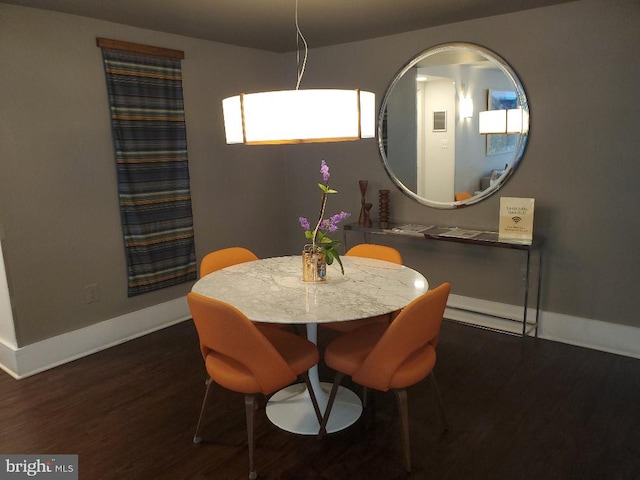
[101,48,196,296]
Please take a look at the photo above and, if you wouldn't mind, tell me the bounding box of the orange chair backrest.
[352,282,451,391]
[187,292,296,393]
[455,192,472,201]
[346,244,403,264]
[200,247,258,278]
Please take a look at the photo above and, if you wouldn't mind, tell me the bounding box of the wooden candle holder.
[378,189,390,228]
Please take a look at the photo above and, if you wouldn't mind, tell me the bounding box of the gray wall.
[280,0,640,327]
[0,4,288,346]
[1,0,638,348]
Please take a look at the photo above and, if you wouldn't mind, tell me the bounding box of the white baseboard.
[2,294,638,380]
[0,297,190,379]
[446,294,640,360]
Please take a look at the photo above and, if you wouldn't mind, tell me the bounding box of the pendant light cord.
[295,0,308,90]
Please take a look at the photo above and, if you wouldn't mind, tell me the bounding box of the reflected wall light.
[222,0,375,145]
[459,96,473,119]
[458,84,473,120]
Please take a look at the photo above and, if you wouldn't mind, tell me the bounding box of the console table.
[343,222,543,337]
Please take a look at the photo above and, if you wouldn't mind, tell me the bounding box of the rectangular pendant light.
[507,107,529,134]
[223,89,375,145]
[479,107,529,134]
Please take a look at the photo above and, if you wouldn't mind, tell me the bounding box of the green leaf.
[318,184,338,194]
[324,251,335,265]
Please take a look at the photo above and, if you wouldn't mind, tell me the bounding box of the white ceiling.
[3,0,577,52]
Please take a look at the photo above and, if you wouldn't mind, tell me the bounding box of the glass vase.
[302,245,327,282]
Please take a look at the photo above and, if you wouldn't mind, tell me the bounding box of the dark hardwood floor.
[2,320,639,480]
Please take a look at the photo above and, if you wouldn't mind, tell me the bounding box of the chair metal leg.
[318,372,344,439]
[394,388,411,472]
[429,371,449,432]
[193,378,213,444]
[302,372,323,427]
[245,395,258,480]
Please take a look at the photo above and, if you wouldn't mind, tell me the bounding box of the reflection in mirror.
[378,43,529,209]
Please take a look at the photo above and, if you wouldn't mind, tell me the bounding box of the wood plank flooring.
[1,320,639,479]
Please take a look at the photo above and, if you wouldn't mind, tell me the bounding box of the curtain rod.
[97,38,185,60]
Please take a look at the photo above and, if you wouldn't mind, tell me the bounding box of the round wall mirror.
[378,42,529,209]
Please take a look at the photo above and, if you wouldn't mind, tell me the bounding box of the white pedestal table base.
[266,381,362,435]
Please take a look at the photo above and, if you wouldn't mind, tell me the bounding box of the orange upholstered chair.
[188,292,322,480]
[344,243,403,264]
[318,283,451,471]
[455,191,472,201]
[321,244,403,333]
[199,246,258,278]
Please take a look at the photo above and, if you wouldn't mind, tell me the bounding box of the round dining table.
[191,255,429,435]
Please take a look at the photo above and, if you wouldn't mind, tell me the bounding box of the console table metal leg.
[534,243,544,338]
[523,249,531,337]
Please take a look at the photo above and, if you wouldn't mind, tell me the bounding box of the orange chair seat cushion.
[205,326,318,395]
[260,327,319,374]
[384,345,436,389]
[324,322,436,391]
[324,323,389,375]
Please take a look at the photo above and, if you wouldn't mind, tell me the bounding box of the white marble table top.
[191,255,429,325]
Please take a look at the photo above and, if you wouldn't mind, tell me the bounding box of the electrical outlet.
[84,283,100,303]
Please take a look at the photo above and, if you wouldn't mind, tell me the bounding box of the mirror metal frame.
[377,42,529,209]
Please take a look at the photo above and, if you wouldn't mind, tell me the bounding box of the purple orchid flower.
[299,217,311,230]
[320,160,330,182]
